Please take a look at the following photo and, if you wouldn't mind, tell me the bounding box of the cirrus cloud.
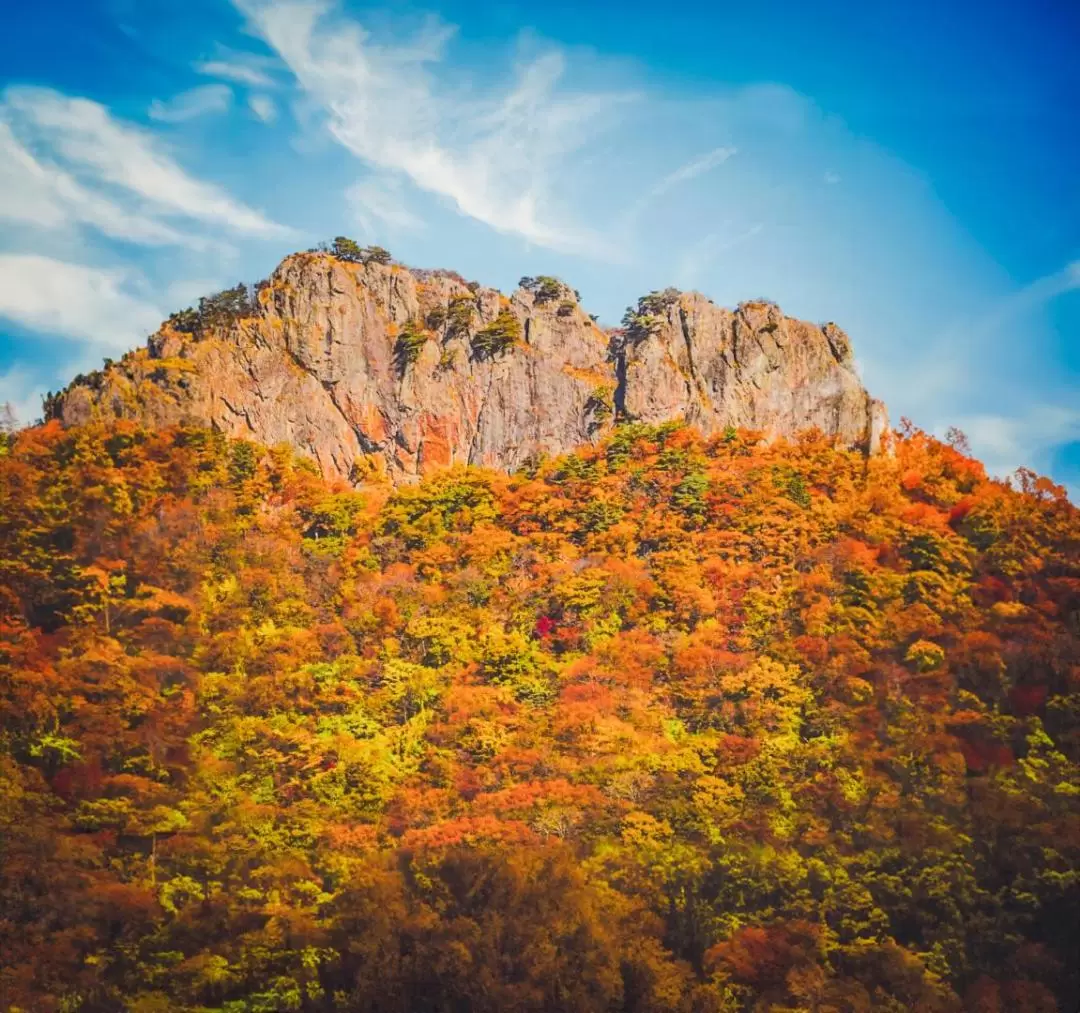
[149,83,233,123]
[232,0,634,258]
[3,85,289,238]
[0,254,163,353]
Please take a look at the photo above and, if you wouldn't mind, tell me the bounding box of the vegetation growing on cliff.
[167,282,261,337]
[1,418,1078,1012]
[472,309,522,357]
[394,320,431,372]
[446,293,477,339]
[324,237,392,266]
[622,287,681,340]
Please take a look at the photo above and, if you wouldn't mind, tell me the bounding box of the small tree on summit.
[363,246,392,266]
[331,237,364,263]
[167,283,256,337]
[519,276,565,303]
[330,238,392,266]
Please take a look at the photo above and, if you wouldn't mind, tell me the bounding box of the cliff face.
[55,252,888,483]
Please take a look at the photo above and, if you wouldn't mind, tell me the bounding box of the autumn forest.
[2,417,1079,1012]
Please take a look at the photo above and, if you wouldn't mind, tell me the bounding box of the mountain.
[51,248,888,483]
[2,410,1079,1012]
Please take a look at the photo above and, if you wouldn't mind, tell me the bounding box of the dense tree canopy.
[1,418,1078,1012]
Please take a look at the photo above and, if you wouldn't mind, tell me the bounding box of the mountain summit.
[52,247,888,483]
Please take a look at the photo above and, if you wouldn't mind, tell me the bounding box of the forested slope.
[2,419,1078,1012]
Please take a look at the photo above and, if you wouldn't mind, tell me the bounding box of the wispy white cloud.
[0,254,163,354]
[823,170,841,184]
[348,175,424,233]
[649,146,736,199]
[3,86,289,238]
[149,83,233,123]
[196,57,278,89]
[672,223,765,289]
[232,0,633,258]
[982,258,1080,323]
[247,94,278,123]
[908,258,1080,412]
[616,144,738,234]
[948,404,1080,495]
[0,121,196,246]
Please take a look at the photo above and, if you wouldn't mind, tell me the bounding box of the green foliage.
[167,283,257,337]
[671,471,710,518]
[228,440,259,485]
[621,288,680,340]
[330,237,392,265]
[395,320,430,372]
[585,387,614,429]
[579,498,624,534]
[772,465,812,508]
[472,309,522,358]
[480,628,556,705]
[446,293,477,338]
[519,275,565,303]
[377,470,498,550]
[301,491,367,555]
[363,245,392,266]
[331,235,364,262]
[167,306,200,333]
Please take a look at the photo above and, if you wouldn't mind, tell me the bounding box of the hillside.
[2,417,1078,1012]
[49,244,887,484]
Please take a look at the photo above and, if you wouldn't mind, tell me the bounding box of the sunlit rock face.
[55,252,887,483]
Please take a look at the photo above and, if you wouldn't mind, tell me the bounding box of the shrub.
[167,307,200,334]
[621,288,680,340]
[447,295,477,339]
[637,288,680,316]
[167,283,256,338]
[906,639,946,672]
[330,238,392,266]
[535,276,564,303]
[332,236,364,263]
[472,310,522,358]
[739,296,780,311]
[520,275,565,303]
[364,245,392,266]
[772,466,811,508]
[395,321,430,372]
[585,387,614,431]
[672,471,710,518]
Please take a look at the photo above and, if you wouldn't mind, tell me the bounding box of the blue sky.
[1,0,1077,493]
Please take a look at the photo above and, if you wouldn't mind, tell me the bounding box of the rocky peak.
[53,250,888,484]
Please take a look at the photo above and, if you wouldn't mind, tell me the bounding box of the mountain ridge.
[51,247,888,484]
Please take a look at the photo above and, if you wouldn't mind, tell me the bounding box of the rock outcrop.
[53,252,888,484]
